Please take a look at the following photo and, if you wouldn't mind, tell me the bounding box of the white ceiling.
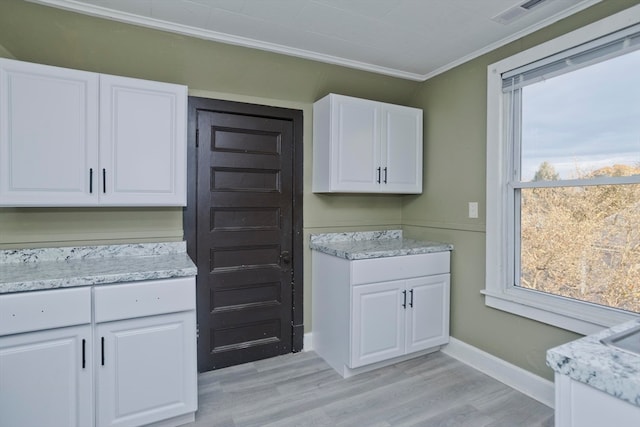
[30,0,601,81]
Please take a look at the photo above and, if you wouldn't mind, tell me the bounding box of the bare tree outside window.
[519,163,640,313]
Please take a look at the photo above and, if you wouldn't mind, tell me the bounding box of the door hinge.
[196,324,199,339]
[195,129,199,147]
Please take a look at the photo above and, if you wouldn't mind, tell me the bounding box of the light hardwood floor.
[186,350,554,427]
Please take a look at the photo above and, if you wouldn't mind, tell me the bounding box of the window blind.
[502,23,640,92]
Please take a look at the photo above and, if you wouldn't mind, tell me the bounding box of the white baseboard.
[302,332,554,408]
[303,332,313,352]
[441,337,554,408]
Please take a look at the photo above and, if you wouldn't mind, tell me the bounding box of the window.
[486,5,640,335]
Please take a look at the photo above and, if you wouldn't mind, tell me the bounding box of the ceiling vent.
[492,0,549,24]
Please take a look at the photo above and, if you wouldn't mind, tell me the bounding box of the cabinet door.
[381,104,422,194]
[405,274,450,354]
[351,280,405,368]
[0,325,93,427]
[0,58,99,206]
[96,311,197,427]
[99,74,187,206]
[555,374,640,427]
[331,95,380,192]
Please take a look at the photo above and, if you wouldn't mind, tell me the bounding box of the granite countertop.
[547,317,640,408]
[310,230,453,260]
[0,242,197,294]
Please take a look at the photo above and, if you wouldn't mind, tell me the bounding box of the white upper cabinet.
[313,93,422,194]
[0,60,99,205]
[382,104,422,192]
[99,75,186,206]
[0,58,187,206]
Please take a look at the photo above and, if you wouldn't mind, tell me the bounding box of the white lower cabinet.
[313,250,450,378]
[351,275,450,368]
[96,312,197,427]
[0,277,197,427]
[405,275,450,353]
[0,325,93,427]
[351,280,405,367]
[555,373,640,427]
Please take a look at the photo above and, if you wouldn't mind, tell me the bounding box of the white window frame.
[485,4,640,336]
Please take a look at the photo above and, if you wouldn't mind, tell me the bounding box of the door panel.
[0,59,99,205]
[193,102,301,371]
[99,74,186,206]
[351,280,405,368]
[96,313,197,427]
[383,104,422,193]
[0,325,92,427]
[406,274,450,353]
[334,97,379,189]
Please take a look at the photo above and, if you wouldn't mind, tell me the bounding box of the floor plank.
[185,351,553,427]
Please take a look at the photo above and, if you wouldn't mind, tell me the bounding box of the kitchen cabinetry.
[0,287,93,427]
[0,58,186,206]
[312,250,449,377]
[99,74,186,206]
[0,278,197,427]
[548,318,640,427]
[351,274,449,368]
[312,93,422,194]
[0,325,93,427]
[555,373,640,427]
[94,279,197,427]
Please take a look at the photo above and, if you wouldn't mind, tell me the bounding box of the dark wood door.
[186,98,303,372]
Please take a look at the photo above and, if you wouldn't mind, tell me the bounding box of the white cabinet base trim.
[303,331,441,378]
[341,347,441,379]
[304,332,554,408]
[145,412,195,427]
[441,337,554,408]
[303,332,313,352]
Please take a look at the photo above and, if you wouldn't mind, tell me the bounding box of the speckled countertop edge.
[0,241,187,264]
[0,242,197,294]
[309,230,453,260]
[547,317,640,408]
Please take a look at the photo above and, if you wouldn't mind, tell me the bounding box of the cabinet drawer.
[94,277,195,323]
[351,252,450,285]
[0,287,91,335]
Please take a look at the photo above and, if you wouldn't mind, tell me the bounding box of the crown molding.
[28,0,602,82]
[420,0,602,80]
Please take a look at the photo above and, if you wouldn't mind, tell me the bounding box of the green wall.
[0,0,414,334]
[403,0,640,380]
[1,0,638,381]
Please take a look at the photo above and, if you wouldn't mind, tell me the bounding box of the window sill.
[482,287,636,336]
